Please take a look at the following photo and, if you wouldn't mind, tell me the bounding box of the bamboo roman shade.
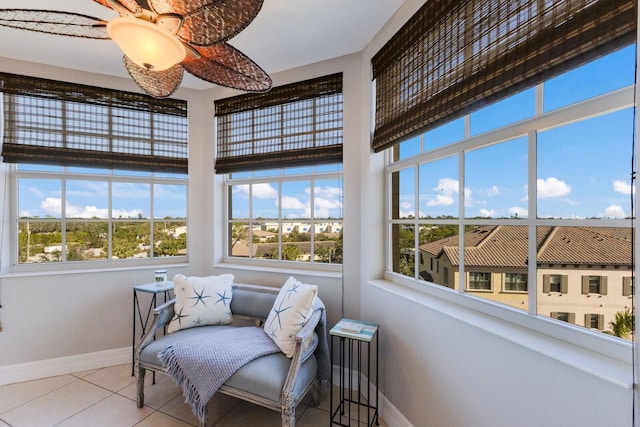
[215,73,343,174]
[0,73,188,173]
[371,0,637,152]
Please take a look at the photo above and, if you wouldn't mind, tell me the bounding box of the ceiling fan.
[0,0,272,98]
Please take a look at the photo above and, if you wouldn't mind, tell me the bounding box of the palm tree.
[609,308,634,340]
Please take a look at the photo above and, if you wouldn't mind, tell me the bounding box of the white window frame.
[504,272,528,293]
[223,166,343,273]
[382,82,635,367]
[9,165,188,272]
[468,271,491,291]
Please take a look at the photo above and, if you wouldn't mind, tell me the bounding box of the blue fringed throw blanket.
[158,326,280,424]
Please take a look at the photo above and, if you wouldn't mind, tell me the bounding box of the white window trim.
[9,166,188,273]
[382,84,635,386]
[223,167,343,270]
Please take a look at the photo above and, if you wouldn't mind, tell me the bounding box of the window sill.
[1,261,189,278]
[217,258,342,279]
[372,273,633,389]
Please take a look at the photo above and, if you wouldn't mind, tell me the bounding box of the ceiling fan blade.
[0,10,109,39]
[93,0,143,16]
[148,0,264,46]
[182,43,271,92]
[123,55,184,98]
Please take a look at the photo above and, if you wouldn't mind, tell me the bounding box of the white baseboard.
[332,365,413,427]
[0,346,131,386]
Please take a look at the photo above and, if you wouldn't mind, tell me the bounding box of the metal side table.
[132,281,174,379]
[330,318,379,426]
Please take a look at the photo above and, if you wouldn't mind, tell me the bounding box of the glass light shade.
[107,17,186,71]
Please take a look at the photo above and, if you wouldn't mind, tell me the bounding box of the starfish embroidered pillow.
[264,276,318,358]
[167,274,234,334]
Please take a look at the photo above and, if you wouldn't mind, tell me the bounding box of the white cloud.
[478,185,499,197]
[399,202,415,218]
[434,178,458,195]
[427,194,455,206]
[40,197,62,216]
[464,187,473,207]
[509,206,528,218]
[537,177,571,199]
[40,197,140,219]
[233,183,278,199]
[478,208,496,217]
[427,178,458,206]
[253,183,278,199]
[613,180,633,195]
[281,196,306,210]
[602,204,626,219]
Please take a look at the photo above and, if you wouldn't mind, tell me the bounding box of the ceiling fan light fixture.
[107,16,185,71]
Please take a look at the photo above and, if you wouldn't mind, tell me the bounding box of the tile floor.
[0,364,386,426]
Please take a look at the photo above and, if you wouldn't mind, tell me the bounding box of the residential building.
[419,225,634,333]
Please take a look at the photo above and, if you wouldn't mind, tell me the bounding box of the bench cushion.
[140,324,318,403]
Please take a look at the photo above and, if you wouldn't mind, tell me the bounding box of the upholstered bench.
[134,281,327,427]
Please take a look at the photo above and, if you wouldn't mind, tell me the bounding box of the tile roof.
[419,225,632,267]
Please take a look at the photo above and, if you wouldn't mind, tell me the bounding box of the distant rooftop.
[420,226,632,268]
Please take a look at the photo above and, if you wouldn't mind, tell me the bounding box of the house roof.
[420,225,632,268]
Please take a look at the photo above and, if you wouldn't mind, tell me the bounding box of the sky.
[396,44,637,220]
[230,165,343,220]
[18,165,342,222]
[18,171,187,220]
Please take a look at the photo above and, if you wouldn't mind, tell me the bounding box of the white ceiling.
[0,0,406,90]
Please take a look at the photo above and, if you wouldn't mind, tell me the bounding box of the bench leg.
[281,392,295,427]
[310,381,321,406]
[281,405,295,427]
[136,366,146,408]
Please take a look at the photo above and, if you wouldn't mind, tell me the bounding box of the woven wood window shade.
[0,73,188,173]
[215,73,343,174]
[371,0,637,152]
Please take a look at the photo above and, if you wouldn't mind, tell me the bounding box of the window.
[468,272,491,291]
[505,273,527,292]
[216,74,343,267]
[15,167,187,264]
[1,73,188,268]
[622,277,634,297]
[543,274,568,294]
[582,276,608,296]
[585,314,605,330]
[551,312,575,324]
[225,165,342,265]
[383,43,634,338]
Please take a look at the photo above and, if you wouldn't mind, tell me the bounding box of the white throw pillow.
[264,276,318,357]
[167,274,234,333]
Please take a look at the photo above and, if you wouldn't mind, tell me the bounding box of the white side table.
[330,318,379,426]
[131,281,174,378]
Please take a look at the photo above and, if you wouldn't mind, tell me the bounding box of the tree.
[282,244,301,261]
[609,308,634,340]
[230,223,249,250]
